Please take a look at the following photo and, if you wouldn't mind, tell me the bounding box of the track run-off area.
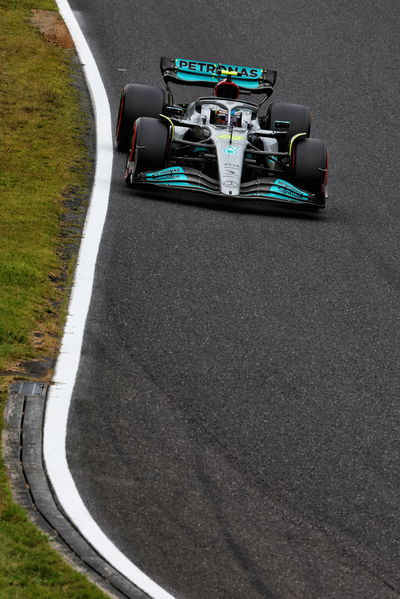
[48,1,400,598]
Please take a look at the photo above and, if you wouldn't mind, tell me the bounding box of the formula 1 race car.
[115,57,328,209]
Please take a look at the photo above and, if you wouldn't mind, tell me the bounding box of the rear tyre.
[125,117,170,186]
[291,137,328,198]
[115,84,166,152]
[266,103,311,149]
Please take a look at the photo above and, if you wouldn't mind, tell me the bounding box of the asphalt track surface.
[66,2,400,597]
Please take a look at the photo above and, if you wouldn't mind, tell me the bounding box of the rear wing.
[160,57,277,95]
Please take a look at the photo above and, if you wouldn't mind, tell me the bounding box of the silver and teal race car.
[115,57,328,209]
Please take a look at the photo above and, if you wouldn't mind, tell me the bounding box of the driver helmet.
[214,80,240,99]
[210,108,229,125]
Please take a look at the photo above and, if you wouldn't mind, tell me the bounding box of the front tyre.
[125,117,171,186]
[115,84,166,152]
[291,137,328,200]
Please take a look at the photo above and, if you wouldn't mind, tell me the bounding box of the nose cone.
[214,134,246,196]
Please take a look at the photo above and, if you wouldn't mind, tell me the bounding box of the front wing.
[132,166,325,208]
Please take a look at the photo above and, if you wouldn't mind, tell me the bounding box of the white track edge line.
[42,3,176,598]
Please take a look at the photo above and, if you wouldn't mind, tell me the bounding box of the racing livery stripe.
[269,179,310,200]
[144,166,187,181]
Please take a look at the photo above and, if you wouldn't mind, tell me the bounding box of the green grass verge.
[0,0,89,371]
[0,1,108,597]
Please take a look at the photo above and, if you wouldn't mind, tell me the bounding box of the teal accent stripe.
[269,179,309,200]
[152,181,210,191]
[144,166,188,183]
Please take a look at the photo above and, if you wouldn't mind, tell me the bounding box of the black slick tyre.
[125,117,170,186]
[291,137,328,198]
[115,84,166,152]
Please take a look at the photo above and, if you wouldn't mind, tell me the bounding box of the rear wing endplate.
[160,57,277,95]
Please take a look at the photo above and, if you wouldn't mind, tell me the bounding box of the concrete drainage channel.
[4,382,149,599]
